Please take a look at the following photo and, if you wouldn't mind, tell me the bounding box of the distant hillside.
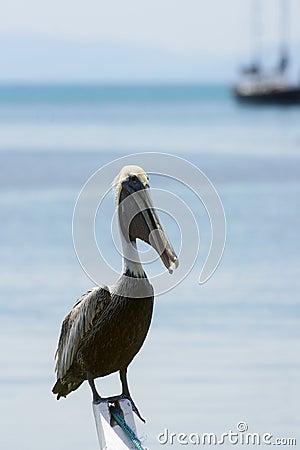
[0,33,237,83]
[0,33,299,84]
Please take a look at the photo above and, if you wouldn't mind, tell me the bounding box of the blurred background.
[0,0,300,449]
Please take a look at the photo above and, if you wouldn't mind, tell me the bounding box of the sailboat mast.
[252,0,262,70]
[279,0,289,73]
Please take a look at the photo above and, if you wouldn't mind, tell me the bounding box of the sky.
[1,0,300,82]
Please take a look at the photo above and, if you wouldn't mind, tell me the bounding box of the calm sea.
[0,85,299,449]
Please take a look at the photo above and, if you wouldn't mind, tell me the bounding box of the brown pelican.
[52,165,178,421]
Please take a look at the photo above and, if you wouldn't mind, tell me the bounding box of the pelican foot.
[92,393,102,404]
[101,394,146,423]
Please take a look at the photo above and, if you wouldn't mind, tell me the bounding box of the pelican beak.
[142,200,179,273]
[119,181,179,273]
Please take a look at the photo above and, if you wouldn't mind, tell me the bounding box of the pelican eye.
[130,175,138,184]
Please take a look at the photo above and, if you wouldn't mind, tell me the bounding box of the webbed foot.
[101,394,145,423]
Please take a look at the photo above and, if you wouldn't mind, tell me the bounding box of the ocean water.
[0,85,300,449]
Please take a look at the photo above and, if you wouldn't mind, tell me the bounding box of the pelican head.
[114,165,178,273]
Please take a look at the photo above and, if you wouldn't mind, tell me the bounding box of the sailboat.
[233,0,300,104]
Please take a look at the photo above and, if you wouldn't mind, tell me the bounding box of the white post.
[92,399,140,450]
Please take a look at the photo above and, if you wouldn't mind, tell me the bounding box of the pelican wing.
[55,286,111,379]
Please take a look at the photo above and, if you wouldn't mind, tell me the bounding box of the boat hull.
[233,86,300,105]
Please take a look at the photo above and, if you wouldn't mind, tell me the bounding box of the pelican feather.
[55,286,111,380]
